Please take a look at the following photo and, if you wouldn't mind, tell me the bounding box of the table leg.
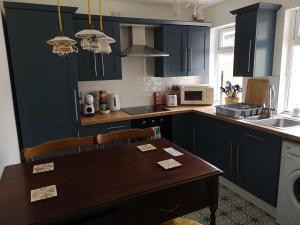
[209,206,217,225]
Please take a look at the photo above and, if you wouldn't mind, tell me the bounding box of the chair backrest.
[96,128,155,148]
[22,136,95,162]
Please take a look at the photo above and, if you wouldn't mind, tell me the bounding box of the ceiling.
[112,0,227,8]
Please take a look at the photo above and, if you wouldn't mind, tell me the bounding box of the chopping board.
[245,79,269,106]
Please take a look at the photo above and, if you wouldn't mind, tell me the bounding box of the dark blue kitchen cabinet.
[237,127,282,207]
[171,113,194,153]
[81,121,131,149]
[4,3,80,138]
[74,17,122,81]
[81,121,131,136]
[194,113,281,206]
[154,25,210,77]
[194,115,236,181]
[231,3,281,77]
[187,26,210,76]
[155,25,188,77]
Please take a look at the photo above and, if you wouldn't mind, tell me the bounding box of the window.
[285,10,300,111]
[212,26,242,101]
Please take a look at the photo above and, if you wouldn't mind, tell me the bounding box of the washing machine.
[277,140,300,225]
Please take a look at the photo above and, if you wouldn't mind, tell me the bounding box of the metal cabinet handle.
[151,120,155,124]
[142,120,147,125]
[94,53,98,77]
[193,128,196,153]
[183,48,188,72]
[159,203,181,213]
[101,53,105,77]
[107,125,127,130]
[230,141,233,172]
[74,89,79,122]
[248,40,252,73]
[236,144,240,176]
[212,123,226,129]
[244,133,265,142]
[188,48,192,72]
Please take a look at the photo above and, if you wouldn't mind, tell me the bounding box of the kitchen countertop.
[81,106,300,143]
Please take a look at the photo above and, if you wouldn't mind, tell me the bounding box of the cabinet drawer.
[134,183,200,225]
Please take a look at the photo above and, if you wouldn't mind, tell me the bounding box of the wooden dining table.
[0,138,223,225]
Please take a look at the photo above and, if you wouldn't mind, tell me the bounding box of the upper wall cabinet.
[73,17,122,81]
[154,25,210,77]
[231,3,281,77]
[4,3,80,132]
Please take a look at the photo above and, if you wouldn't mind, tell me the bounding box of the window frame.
[213,25,236,101]
[284,10,300,111]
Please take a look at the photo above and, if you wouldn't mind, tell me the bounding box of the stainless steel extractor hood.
[121,26,169,58]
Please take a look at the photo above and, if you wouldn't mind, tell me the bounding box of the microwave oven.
[181,86,214,105]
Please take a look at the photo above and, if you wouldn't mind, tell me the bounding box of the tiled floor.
[184,184,278,225]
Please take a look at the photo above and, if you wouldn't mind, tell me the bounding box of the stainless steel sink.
[245,117,300,129]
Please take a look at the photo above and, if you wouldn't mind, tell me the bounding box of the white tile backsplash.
[78,58,204,108]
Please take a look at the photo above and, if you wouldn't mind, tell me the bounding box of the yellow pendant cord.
[88,0,92,27]
[99,0,103,31]
[57,0,64,35]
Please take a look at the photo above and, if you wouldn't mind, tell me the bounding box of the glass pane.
[220,28,235,48]
[294,177,300,205]
[213,52,243,101]
[288,45,300,110]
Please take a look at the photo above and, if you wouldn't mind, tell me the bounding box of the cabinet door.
[171,113,194,153]
[208,120,236,181]
[237,127,281,206]
[233,12,257,77]
[5,9,79,131]
[102,21,122,80]
[194,115,211,161]
[74,19,122,81]
[187,26,210,76]
[156,25,188,77]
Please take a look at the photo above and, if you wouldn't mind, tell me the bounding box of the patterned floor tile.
[184,184,278,225]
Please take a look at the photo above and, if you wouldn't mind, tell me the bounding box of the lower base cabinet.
[237,127,282,206]
[171,113,194,153]
[194,114,282,207]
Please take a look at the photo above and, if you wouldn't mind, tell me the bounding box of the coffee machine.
[83,94,95,117]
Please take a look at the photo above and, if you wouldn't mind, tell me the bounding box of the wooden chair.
[160,218,202,225]
[22,136,95,162]
[96,128,155,149]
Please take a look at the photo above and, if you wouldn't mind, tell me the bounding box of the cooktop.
[122,105,169,115]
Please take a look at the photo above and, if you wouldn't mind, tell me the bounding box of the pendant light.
[75,0,106,52]
[47,0,78,56]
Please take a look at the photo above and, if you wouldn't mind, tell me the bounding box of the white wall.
[204,0,300,110]
[0,0,195,21]
[79,59,203,108]
[0,14,20,176]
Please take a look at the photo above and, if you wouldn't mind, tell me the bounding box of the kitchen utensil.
[153,92,166,105]
[215,103,263,119]
[99,109,110,114]
[83,94,95,117]
[245,79,269,106]
[166,94,178,107]
[108,93,121,111]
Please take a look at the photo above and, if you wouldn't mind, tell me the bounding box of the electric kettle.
[108,93,121,111]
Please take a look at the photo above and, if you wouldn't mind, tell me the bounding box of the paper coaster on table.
[33,162,54,174]
[31,185,57,203]
[163,147,183,157]
[157,159,182,170]
[137,144,157,152]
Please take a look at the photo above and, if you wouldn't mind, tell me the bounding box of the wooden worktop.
[81,106,300,143]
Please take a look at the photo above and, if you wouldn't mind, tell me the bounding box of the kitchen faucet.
[266,84,276,118]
